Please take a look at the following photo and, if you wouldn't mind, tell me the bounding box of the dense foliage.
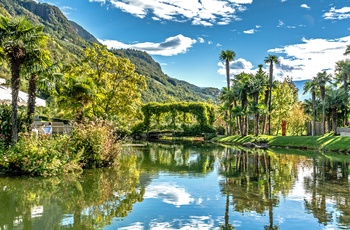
[133,102,216,137]
[1,120,122,176]
[0,104,26,145]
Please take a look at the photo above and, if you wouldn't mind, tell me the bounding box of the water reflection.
[0,153,145,230]
[1,143,350,229]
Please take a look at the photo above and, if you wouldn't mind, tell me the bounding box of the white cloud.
[144,182,194,207]
[96,0,253,26]
[300,4,310,10]
[277,20,285,27]
[267,36,350,81]
[198,37,205,43]
[217,58,255,77]
[217,36,350,83]
[99,34,197,56]
[323,7,350,20]
[243,29,256,34]
[89,0,106,3]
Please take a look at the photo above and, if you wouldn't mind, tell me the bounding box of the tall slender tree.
[303,79,318,136]
[219,50,235,135]
[248,67,266,136]
[0,16,47,143]
[314,71,332,134]
[24,48,52,126]
[264,55,279,135]
[334,59,350,126]
[219,50,236,90]
[326,88,348,135]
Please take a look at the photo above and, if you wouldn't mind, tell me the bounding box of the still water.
[1,142,350,230]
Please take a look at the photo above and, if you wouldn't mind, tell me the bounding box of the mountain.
[111,49,220,102]
[0,0,219,103]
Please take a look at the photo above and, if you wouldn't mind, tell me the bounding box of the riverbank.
[213,134,350,153]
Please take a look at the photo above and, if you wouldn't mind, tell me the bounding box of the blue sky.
[38,0,350,89]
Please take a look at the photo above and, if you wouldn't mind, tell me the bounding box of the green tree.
[220,50,236,135]
[344,45,350,56]
[64,44,146,127]
[326,88,348,135]
[264,55,279,135]
[303,79,318,136]
[219,50,236,90]
[314,71,332,134]
[57,75,97,122]
[24,49,53,126]
[272,80,295,135]
[232,72,251,136]
[334,59,350,126]
[0,16,47,143]
[249,64,268,135]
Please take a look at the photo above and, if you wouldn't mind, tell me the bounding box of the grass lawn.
[213,134,350,153]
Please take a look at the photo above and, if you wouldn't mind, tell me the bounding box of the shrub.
[2,134,82,176]
[1,119,123,176]
[0,104,27,146]
[70,119,121,169]
[215,126,225,135]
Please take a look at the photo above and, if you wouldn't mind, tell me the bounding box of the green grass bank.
[213,134,350,153]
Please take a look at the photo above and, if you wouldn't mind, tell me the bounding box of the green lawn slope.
[214,134,350,153]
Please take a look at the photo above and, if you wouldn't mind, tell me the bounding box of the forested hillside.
[0,0,219,102]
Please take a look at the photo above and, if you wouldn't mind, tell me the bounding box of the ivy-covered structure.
[139,102,215,136]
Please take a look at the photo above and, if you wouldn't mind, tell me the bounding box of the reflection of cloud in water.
[118,222,144,230]
[149,216,216,230]
[144,182,194,207]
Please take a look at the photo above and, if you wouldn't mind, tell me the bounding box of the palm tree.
[344,45,350,56]
[232,72,250,136]
[326,88,348,135]
[57,75,96,122]
[334,59,350,126]
[303,79,318,136]
[248,68,266,136]
[24,50,53,126]
[264,55,279,135]
[335,59,350,91]
[219,50,236,135]
[314,71,333,134]
[0,16,47,143]
[255,64,269,135]
[220,50,236,90]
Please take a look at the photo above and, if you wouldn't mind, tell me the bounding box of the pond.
[1,142,350,229]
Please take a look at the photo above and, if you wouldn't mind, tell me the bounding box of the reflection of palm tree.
[220,148,235,230]
[220,194,235,230]
[264,154,279,230]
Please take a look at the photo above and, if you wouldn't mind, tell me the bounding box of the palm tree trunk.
[27,74,38,127]
[255,114,259,136]
[11,60,22,144]
[344,74,348,126]
[322,100,325,135]
[332,109,337,135]
[312,92,316,136]
[262,89,269,134]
